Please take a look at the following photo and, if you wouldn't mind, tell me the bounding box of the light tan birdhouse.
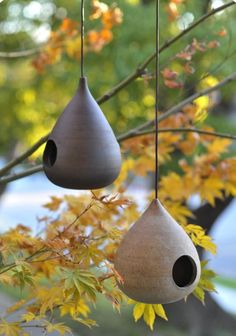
[114,199,201,304]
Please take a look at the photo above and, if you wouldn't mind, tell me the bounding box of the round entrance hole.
[43,140,57,167]
[172,255,197,288]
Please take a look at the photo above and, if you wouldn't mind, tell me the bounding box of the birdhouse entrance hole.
[172,255,197,288]
[43,140,57,167]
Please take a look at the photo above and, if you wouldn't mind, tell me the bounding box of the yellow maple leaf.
[143,305,156,331]
[163,200,194,226]
[46,322,72,335]
[193,261,217,304]
[194,96,210,123]
[133,303,145,322]
[0,273,13,285]
[199,177,224,206]
[7,300,26,314]
[132,301,167,330]
[21,312,36,323]
[207,138,232,155]
[185,224,217,254]
[0,321,22,336]
[160,172,184,201]
[43,196,63,211]
[65,37,81,58]
[153,304,168,320]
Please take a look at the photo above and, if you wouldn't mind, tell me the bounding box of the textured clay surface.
[114,199,201,304]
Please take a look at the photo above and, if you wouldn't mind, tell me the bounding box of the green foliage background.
[0,0,236,157]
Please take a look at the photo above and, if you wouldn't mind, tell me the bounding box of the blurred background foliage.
[0,0,236,159]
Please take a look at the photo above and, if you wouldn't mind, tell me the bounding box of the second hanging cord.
[155,0,160,199]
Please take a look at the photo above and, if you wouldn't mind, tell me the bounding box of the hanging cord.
[81,0,85,77]
[155,0,160,199]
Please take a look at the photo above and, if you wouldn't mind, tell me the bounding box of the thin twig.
[0,202,94,274]
[123,127,236,141]
[0,165,43,184]
[1,129,236,187]
[0,48,41,59]
[96,1,236,105]
[117,71,236,141]
[0,134,48,177]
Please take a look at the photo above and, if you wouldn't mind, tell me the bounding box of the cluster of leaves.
[0,134,225,333]
[165,0,185,21]
[161,32,227,90]
[122,110,236,208]
[32,0,123,73]
[0,113,234,332]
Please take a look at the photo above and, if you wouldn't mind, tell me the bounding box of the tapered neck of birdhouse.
[79,76,88,90]
[150,198,161,208]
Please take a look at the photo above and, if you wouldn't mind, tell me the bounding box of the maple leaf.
[153,304,168,320]
[36,286,64,315]
[131,300,167,330]
[21,312,36,323]
[193,261,217,304]
[7,300,26,314]
[185,225,217,254]
[183,62,195,74]
[102,7,123,29]
[12,262,35,290]
[217,28,227,37]
[0,321,22,336]
[207,40,220,49]
[207,138,232,155]
[160,172,184,201]
[133,303,145,322]
[199,177,224,206]
[161,68,178,80]
[90,0,108,20]
[45,322,73,335]
[0,274,13,285]
[178,132,200,155]
[164,79,183,89]
[166,2,179,21]
[63,269,99,303]
[60,299,90,318]
[194,95,211,123]
[43,196,63,211]
[176,51,193,61]
[143,305,156,330]
[73,317,97,328]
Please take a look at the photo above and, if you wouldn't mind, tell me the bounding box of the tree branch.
[0,134,48,177]
[117,71,236,141]
[0,165,43,185]
[1,71,236,184]
[120,127,236,141]
[96,1,236,105]
[0,48,41,59]
[1,128,236,185]
[0,2,235,182]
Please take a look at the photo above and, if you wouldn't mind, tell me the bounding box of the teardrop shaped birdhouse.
[114,199,201,304]
[43,77,121,189]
